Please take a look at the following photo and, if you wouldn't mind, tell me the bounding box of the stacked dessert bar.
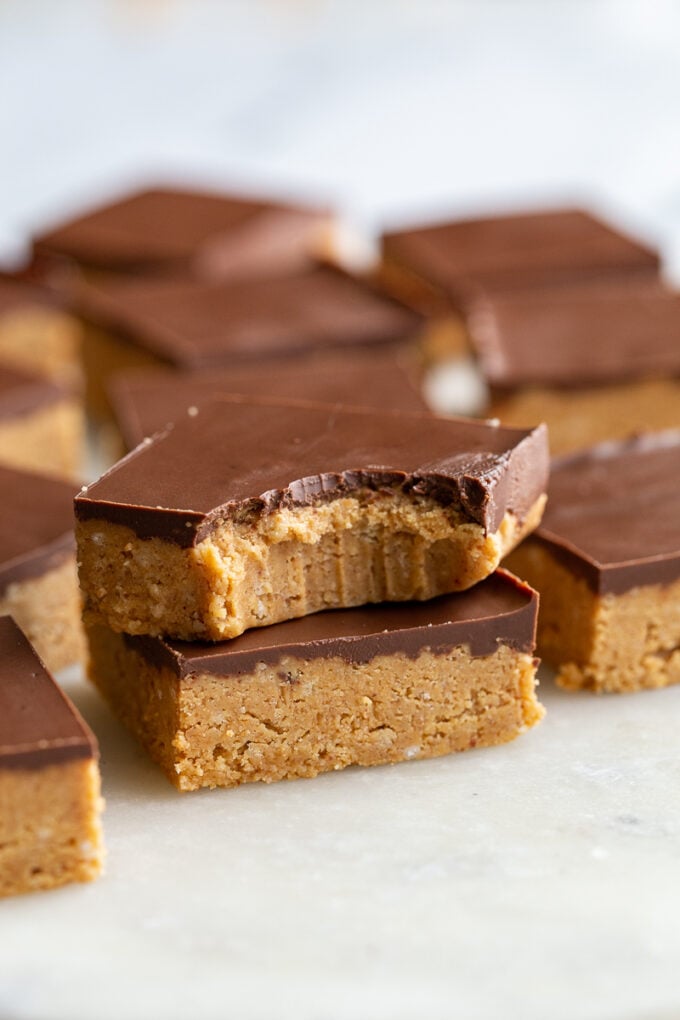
[76,398,549,790]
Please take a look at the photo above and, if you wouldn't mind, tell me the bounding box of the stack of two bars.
[76,397,549,791]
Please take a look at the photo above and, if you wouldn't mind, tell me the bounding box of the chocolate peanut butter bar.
[382,207,659,312]
[0,276,83,390]
[75,265,421,417]
[379,207,659,367]
[0,617,103,897]
[467,279,680,453]
[86,570,543,791]
[108,347,427,452]
[506,432,680,693]
[0,362,83,478]
[32,185,332,283]
[75,398,548,641]
[1,465,84,672]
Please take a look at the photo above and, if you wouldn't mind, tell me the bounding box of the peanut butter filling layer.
[78,491,545,641]
[507,542,680,694]
[1,555,85,673]
[0,759,104,898]
[87,621,543,792]
[490,378,680,456]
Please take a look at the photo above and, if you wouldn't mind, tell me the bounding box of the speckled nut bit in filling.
[85,570,543,791]
[0,617,104,897]
[506,432,680,693]
[75,398,549,641]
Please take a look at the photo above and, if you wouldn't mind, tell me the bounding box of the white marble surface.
[5,670,680,1020]
[2,3,680,1018]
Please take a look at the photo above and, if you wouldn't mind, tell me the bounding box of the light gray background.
[2,0,680,267]
[1,4,680,1019]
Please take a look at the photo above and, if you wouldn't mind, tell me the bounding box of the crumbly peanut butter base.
[0,398,84,479]
[0,758,104,898]
[0,555,86,673]
[491,378,680,456]
[87,623,543,791]
[0,307,83,390]
[507,542,680,693]
[78,491,546,641]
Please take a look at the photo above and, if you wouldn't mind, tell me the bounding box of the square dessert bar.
[75,264,421,417]
[506,433,680,693]
[32,184,332,283]
[0,617,103,896]
[381,207,659,313]
[75,398,548,641]
[0,362,83,478]
[86,570,543,791]
[107,346,428,452]
[467,279,680,453]
[1,464,84,672]
[0,276,83,390]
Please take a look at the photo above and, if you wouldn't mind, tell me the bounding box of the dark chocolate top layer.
[76,265,421,369]
[468,279,680,391]
[382,207,659,305]
[32,185,328,278]
[0,465,77,592]
[75,398,548,546]
[533,432,680,594]
[0,616,97,770]
[108,348,428,451]
[123,569,538,677]
[0,362,65,422]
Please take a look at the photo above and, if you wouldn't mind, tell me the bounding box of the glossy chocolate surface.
[123,570,538,677]
[76,265,421,368]
[0,363,65,422]
[0,465,77,592]
[0,616,96,770]
[32,185,328,278]
[108,348,428,450]
[75,398,548,545]
[468,279,680,390]
[533,432,680,594]
[382,207,659,305]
